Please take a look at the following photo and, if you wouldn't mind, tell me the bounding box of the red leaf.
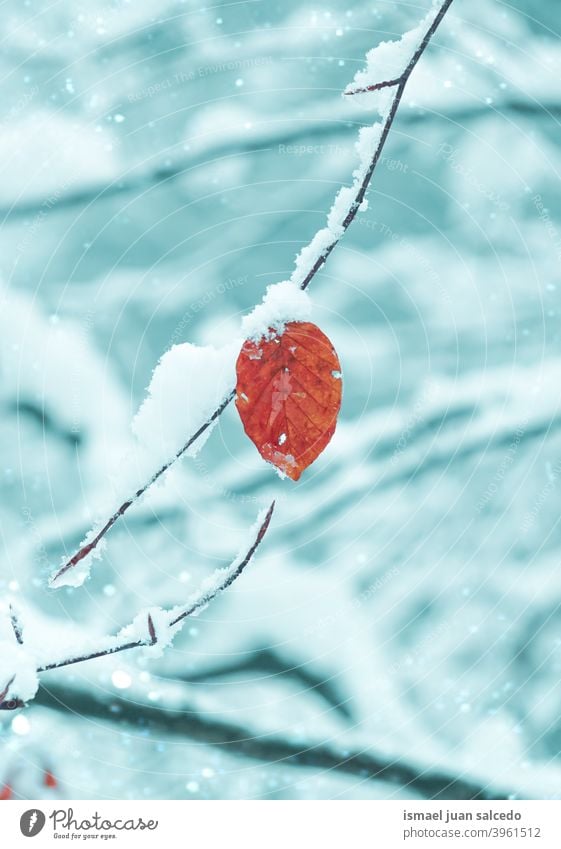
[44,770,57,789]
[0,783,13,800]
[235,321,342,480]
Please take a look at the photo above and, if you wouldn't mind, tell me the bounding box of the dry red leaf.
[0,783,13,800]
[44,770,57,788]
[235,321,342,480]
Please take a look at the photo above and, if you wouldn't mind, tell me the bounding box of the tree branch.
[51,1,453,586]
[35,681,511,801]
[166,648,353,720]
[9,604,24,645]
[0,503,274,707]
[39,502,273,673]
[298,0,454,291]
[50,389,235,586]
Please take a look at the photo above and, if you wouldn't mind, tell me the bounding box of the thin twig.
[299,0,454,290]
[9,604,24,645]
[51,0,453,585]
[50,388,235,585]
[169,498,274,627]
[38,502,274,674]
[347,76,403,93]
[344,0,454,98]
[0,676,15,703]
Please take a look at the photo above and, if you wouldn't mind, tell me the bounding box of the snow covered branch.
[292,0,454,291]
[9,604,24,645]
[50,0,453,588]
[50,388,236,586]
[0,503,274,708]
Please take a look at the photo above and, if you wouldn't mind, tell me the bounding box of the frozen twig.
[0,676,15,703]
[9,605,24,645]
[51,0,453,583]
[296,0,454,291]
[0,675,25,711]
[344,0,454,96]
[36,502,274,675]
[50,388,235,586]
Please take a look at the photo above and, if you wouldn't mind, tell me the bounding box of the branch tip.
[9,605,24,645]
[0,675,15,703]
[147,614,157,646]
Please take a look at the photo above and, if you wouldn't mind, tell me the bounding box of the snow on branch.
[292,0,454,291]
[49,0,453,588]
[344,0,452,96]
[0,503,274,709]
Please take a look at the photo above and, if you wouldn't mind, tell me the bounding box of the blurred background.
[1,0,560,800]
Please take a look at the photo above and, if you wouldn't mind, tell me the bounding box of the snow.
[36,0,446,596]
[30,506,270,684]
[51,532,107,589]
[171,505,270,619]
[132,340,239,465]
[49,294,296,588]
[0,290,132,490]
[290,228,338,288]
[0,642,38,703]
[241,280,312,341]
[7,0,561,805]
[344,1,446,95]
[289,123,386,287]
[289,1,451,289]
[118,607,182,659]
[289,1,420,289]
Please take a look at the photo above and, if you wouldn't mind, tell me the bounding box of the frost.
[241,280,312,341]
[0,642,38,703]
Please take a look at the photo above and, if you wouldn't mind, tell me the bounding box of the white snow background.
[0,0,560,801]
